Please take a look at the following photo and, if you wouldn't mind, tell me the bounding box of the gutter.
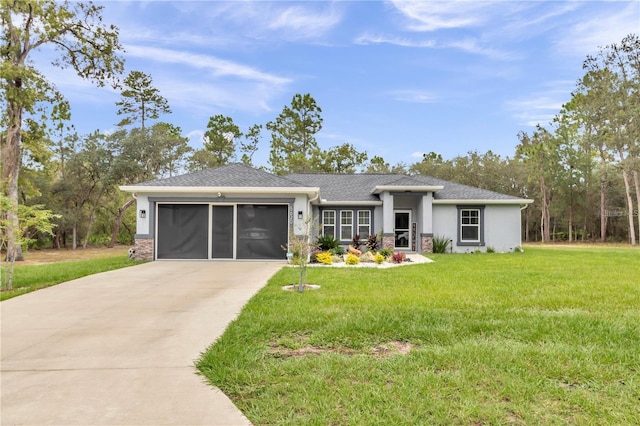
[119,185,320,197]
[433,199,534,205]
[372,185,443,194]
[319,200,383,206]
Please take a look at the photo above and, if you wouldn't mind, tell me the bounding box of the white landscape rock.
[303,253,433,268]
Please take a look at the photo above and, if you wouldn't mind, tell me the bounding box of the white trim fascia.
[372,185,444,194]
[120,185,320,196]
[433,199,534,205]
[319,200,383,206]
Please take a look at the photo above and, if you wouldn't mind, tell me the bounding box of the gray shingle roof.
[133,163,307,188]
[130,164,526,202]
[286,173,524,202]
[409,175,524,200]
[285,173,393,202]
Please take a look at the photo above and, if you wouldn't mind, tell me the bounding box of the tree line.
[2,1,638,285]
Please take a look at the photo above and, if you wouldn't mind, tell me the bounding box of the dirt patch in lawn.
[371,341,414,358]
[270,341,415,359]
[13,245,130,265]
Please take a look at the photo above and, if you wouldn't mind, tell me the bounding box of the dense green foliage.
[198,246,640,425]
[0,255,143,301]
[1,0,124,262]
[316,234,340,251]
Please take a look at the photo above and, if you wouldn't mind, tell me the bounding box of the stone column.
[382,234,395,250]
[420,233,433,253]
[134,237,154,261]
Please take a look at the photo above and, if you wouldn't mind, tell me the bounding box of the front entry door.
[394,211,411,249]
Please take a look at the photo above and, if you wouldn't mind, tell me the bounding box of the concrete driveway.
[1,260,284,425]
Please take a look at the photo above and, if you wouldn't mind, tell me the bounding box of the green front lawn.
[1,256,143,301]
[198,246,640,425]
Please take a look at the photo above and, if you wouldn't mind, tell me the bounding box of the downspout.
[308,190,320,221]
[307,190,320,238]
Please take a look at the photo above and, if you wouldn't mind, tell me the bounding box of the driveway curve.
[1,261,283,425]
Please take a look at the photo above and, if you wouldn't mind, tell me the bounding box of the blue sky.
[42,1,640,169]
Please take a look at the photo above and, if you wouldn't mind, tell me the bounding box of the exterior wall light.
[140,209,146,218]
[298,211,303,219]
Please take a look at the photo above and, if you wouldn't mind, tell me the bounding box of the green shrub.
[316,234,339,251]
[316,251,333,265]
[486,246,496,253]
[345,253,359,265]
[378,248,393,258]
[329,246,345,256]
[88,234,111,246]
[432,235,451,253]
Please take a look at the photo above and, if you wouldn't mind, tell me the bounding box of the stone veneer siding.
[420,234,433,254]
[134,237,154,261]
[382,234,395,250]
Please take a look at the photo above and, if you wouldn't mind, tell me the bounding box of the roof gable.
[286,173,398,202]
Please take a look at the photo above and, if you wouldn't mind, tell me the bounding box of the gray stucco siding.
[432,204,523,253]
[483,205,523,252]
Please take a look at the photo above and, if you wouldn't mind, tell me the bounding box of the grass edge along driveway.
[198,246,640,425]
[1,255,143,301]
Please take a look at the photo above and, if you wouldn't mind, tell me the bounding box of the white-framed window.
[460,208,480,242]
[322,210,336,238]
[357,210,371,238]
[340,210,353,241]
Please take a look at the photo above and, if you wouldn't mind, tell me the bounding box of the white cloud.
[388,89,438,104]
[506,78,575,127]
[186,129,206,149]
[444,38,517,61]
[553,2,640,58]
[354,32,513,60]
[105,1,344,50]
[267,4,343,39]
[125,45,291,86]
[156,77,281,115]
[411,151,425,158]
[499,2,580,36]
[354,33,436,47]
[179,1,343,41]
[390,0,497,31]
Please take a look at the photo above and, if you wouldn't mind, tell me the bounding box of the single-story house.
[120,163,532,261]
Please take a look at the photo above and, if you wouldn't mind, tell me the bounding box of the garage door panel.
[236,205,288,260]
[211,206,233,259]
[157,204,208,259]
